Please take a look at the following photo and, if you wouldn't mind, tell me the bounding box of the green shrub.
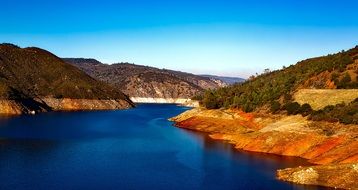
[54,94,64,99]
[331,72,339,83]
[270,101,281,113]
[203,91,220,109]
[337,73,352,88]
[191,94,203,101]
[309,100,358,124]
[284,102,301,115]
[339,115,353,124]
[300,103,313,116]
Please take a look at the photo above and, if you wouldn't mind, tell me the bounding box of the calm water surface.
[0,104,326,190]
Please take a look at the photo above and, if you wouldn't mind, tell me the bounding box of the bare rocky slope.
[64,58,227,102]
[0,44,134,114]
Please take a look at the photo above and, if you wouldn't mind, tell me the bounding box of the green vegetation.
[310,98,358,124]
[198,46,358,112]
[268,99,357,125]
[196,46,358,124]
[202,90,221,109]
[335,72,358,89]
[283,102,301,115]
[300,103,313,116]
[277,102,313,116]
[270,101,281,113]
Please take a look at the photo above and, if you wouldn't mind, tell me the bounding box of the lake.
[0,104,325,190]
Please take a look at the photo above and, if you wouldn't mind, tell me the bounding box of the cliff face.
[0,98,52,115]
[0,100,27,115]
[41,98,132,111]
[64,58,227,99]
[170,108,358,189]
[0,44,134,115]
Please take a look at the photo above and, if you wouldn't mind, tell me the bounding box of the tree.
[203,91,219,109]
[337,73,352,88]
[264,68,271,74]
[270,101,281,113]
[300,103,313,116]
[284,102,301,115]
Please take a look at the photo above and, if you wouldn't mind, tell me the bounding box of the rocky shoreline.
[130,97,199,107]
[0,98,133,115]
[277,163,358,189]
[170,108,358,189]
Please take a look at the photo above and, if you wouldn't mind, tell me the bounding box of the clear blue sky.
[1,0,358,78]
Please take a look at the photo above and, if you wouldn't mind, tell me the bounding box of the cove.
[0,104,326,190]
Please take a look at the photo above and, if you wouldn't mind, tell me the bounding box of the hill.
[0,44,133,114]
[197,46,358,123]
[171,46,358,190]
[64,58,227,100]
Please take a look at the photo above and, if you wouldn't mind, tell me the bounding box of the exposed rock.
[130,97,199,107]
[41,98,132,111]
[277,163,358,189]
[170,108,358,189]
[0,98,133,115]
[0,100,24,115]
[0,98,52,115]
[287,167,319,184]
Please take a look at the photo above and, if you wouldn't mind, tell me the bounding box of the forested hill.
[199,46,358,123]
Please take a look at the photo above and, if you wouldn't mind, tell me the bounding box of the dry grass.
[294,89,358,110]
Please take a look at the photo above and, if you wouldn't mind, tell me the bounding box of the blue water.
[0,104,325,190]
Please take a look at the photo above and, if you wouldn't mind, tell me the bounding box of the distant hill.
[200,75,245,85]
[64,58,228,99]
[0,44,133,114]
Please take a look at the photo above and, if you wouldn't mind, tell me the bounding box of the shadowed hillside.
[0,44,133,114]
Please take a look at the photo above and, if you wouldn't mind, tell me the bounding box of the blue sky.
[1,0,358,78]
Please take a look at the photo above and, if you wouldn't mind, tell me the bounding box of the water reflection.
[181,129,329,190]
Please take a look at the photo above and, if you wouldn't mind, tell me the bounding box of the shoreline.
[170,107,358,189]
[0,98,133,115]
[130,97,199,107]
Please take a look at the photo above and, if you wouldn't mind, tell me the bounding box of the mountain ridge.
[200,74,245,85]
[64,58,233,100]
